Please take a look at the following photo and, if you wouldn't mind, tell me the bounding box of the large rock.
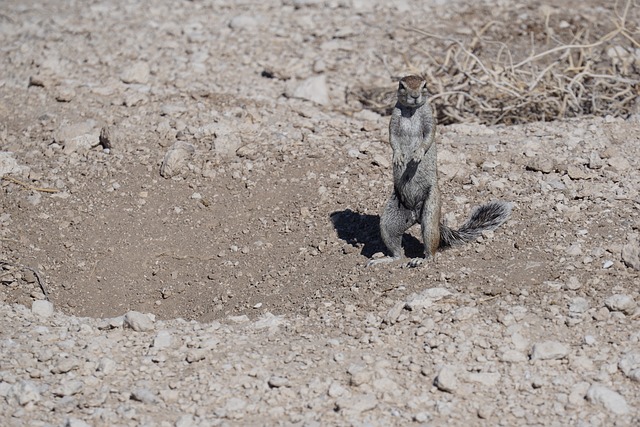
[604,294,637,315]
[124,311,155,332]
[621,235,640,270]
[530,341,569,361]
[120,62,150,84]
[0,152,27,176]
[586,384,630,415]
[32,300,54,318]
[160,142,195,178]
[54,120,100,155]
[292,75,330,106]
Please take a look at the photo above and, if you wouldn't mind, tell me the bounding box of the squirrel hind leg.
[378,193,415,260]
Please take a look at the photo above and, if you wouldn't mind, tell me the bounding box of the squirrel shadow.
[330,209,423,259]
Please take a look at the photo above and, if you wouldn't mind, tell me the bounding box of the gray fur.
[439,201,513,248]
[368,76,511,267]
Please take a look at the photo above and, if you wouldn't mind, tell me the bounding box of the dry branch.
[351,1,639,125]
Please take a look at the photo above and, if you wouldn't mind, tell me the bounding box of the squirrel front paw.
[407,258,424,268]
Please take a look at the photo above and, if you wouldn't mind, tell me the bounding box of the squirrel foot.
[407,258,424,268]
[367,256,400,267]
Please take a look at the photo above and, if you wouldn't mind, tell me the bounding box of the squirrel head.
[396,75,429,108]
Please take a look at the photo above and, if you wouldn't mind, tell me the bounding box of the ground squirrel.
[368,75,512,267]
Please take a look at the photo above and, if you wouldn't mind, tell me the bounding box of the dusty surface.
[1,0,640,425]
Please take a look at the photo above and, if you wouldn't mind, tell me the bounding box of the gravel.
[2,289,640,425]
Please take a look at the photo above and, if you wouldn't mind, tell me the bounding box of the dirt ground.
[1,0,640,425]
[1,0,637,323]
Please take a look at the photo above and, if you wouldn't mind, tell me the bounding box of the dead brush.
[353,0,640,125]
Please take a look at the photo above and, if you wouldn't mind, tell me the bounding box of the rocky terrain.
[1,0,639,425]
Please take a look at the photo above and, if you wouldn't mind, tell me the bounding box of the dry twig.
[2,176,60,193]
[351,1,639,125]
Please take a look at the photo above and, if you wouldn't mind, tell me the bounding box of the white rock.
[453,306,478,321]
[54,379,83,397]
[477,405,494,420]
[466,372,501,387]
[569,297,589,314]
[212,122,242,158]
[347,364,372,387]
[65,418,92,427]
[52,357,79,374]
[604,294,637,315]
[619,353,640,382]
[570,355,594,371]
[607,156,631,172]
[152,330,173,349]
[405,288,452,311]
[224,397,247,412]
[434,365,458,393]
[568,382,590,406]
[228,315,249,323]
[372,154,389,168]
[120,62,150,84]
[500,350,528,363]
[292,75,330,106]
[621,237,640,270]
[588,151,604,169]
[253,312,287,330]
[511,332,529,351]
[186,349,207,363]
[530,341,570,361]
[0,151,27,176]
[565,243,582,256]
[63,134,98,155]
[32,300,54,318]
[384,301,405,324]
[131,388,157,404]
[267,375,289,388]
[124,311,155,332]
[160,142,195,178]
[328,382,347,398]
[0,381,11,397]
[347,148,360,158]
[292,0,323,7]
[336,394,378,413]
[229,15,258,30]
[481,160,500,170]
[7,380,41,406]
[586,384,630,415]
[54,120,97,144]
[372,377,402,397]
[175,415,197,427]
[97,357,117,375]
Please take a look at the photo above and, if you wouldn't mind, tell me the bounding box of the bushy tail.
[439,201,512,249]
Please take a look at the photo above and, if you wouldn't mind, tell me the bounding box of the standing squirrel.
[368,75,512,267]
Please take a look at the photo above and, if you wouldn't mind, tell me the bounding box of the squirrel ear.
[421,80,432,93]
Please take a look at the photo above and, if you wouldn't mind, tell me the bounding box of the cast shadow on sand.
[330,209,423,260]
